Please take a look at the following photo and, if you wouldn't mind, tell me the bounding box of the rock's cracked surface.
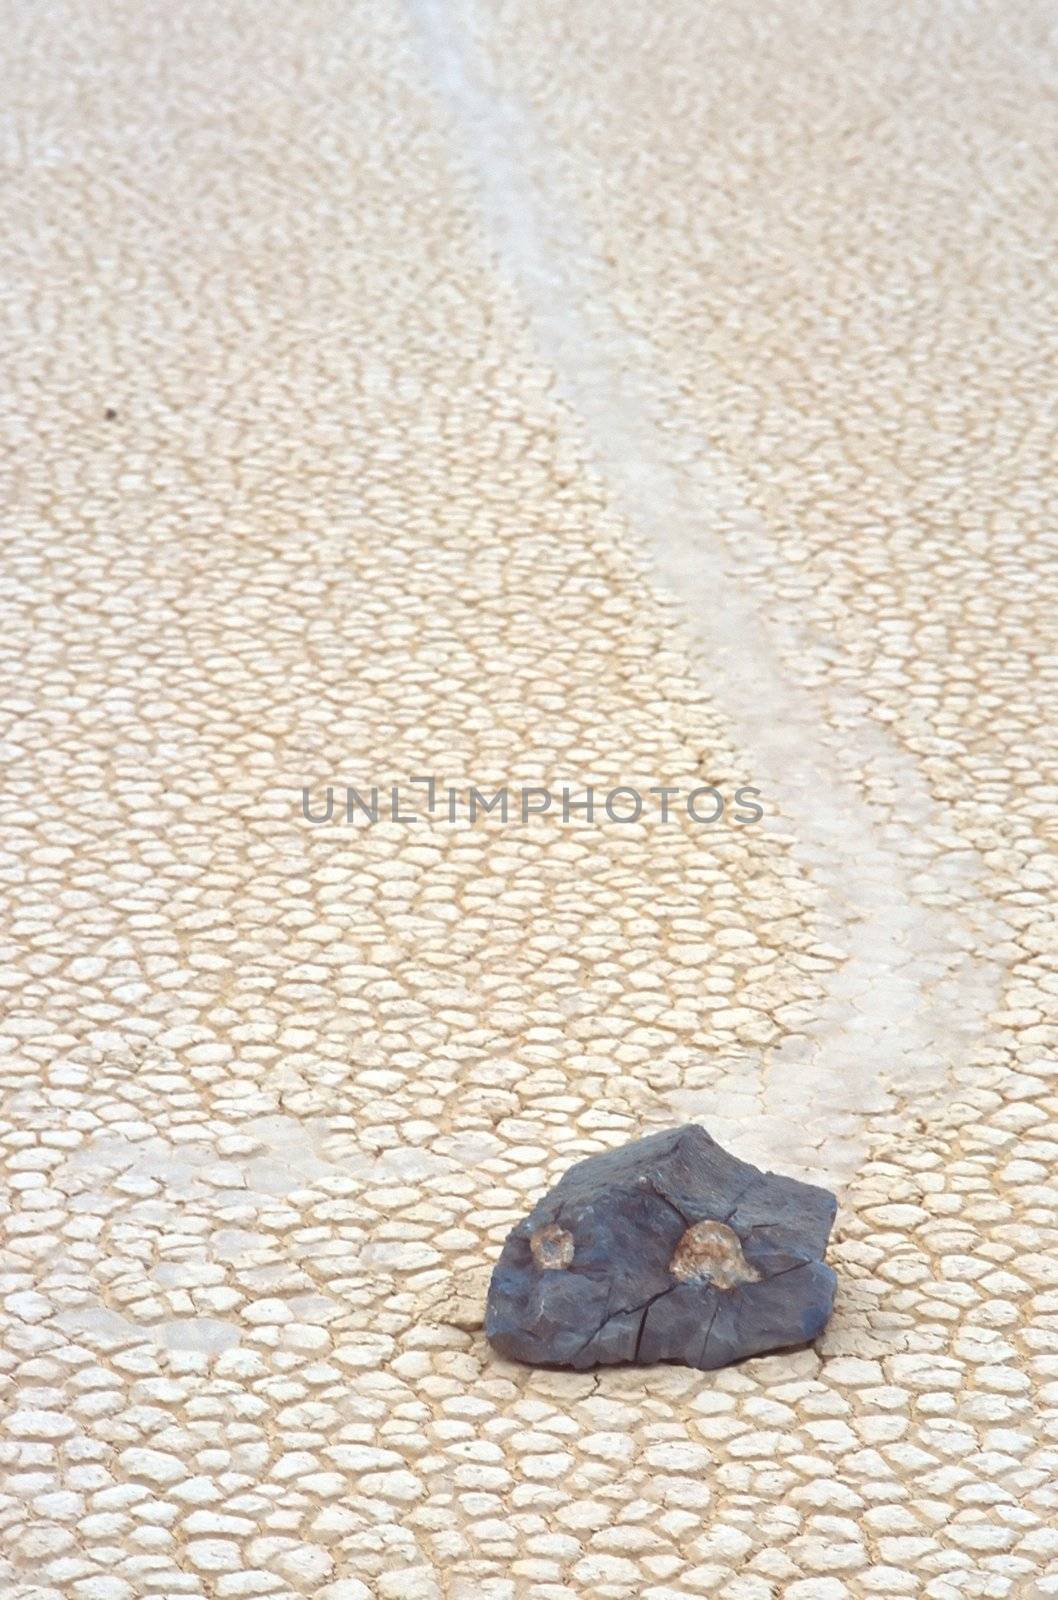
[487,1126,837,1370]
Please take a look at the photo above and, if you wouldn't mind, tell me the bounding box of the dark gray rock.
[485,1125,837,1371]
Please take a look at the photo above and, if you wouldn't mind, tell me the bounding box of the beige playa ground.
[2,1,1057,1596]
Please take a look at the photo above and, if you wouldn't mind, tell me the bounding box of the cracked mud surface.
[2,0,1058,1596]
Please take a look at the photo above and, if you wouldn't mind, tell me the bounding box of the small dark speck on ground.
[104,407,118,421]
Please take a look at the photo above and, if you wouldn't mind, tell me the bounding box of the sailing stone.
[485,1125,838,1370]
